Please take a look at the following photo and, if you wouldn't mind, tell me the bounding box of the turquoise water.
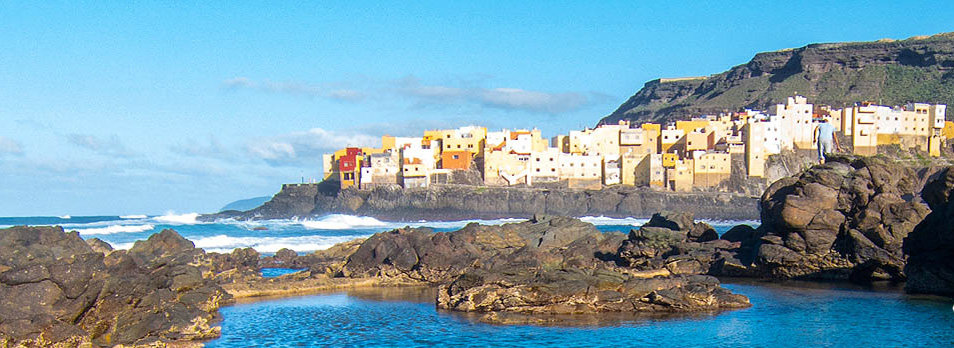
[261,268,306,278]
[17,215,949,347]
[208,283,953,347]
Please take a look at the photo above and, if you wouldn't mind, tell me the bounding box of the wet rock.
[438,270,749,315]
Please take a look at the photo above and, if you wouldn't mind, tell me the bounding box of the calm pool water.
[207,281,954,347]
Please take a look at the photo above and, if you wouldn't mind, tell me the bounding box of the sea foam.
[120,214,148,219]
[300,214,388,230]
[154,212,201,225]
[190,234,365,253]
[75,224,156,235]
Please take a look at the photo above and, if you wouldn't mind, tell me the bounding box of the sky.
[2,1,954,216]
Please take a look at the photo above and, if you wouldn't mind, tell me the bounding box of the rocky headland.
[10,156,954,346]
[201,183,760,222]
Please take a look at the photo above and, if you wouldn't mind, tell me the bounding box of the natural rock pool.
[207,281,954,347]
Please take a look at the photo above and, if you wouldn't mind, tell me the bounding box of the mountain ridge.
[600,32,954,125]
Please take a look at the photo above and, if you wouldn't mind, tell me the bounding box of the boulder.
[0,226,232,347]
[904,167,954,295]
[750,156,930,281]
[617,212,743,275]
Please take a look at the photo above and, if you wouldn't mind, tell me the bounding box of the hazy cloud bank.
[224,77,366,102]
[245,127,379,166]
[0,136,23,156]
[224,75,599,114]
[66,134,137,158]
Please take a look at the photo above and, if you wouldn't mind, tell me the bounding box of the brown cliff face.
[601,33,954,125]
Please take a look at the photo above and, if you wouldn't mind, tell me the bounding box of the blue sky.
[2,1,953,216]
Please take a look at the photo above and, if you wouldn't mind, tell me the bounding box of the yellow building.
[635,153,665,188]
[620,127,658,156]
[851,104,880,156]
[662,152,679,168]
[692,152,731,188]
[441,126,487,157]
[667,159,694,192]
[743,122,767,177]
[620,152,648,186]
[684,131,709,152]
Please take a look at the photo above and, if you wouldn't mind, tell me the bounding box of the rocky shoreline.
[5,156,954,347]
[200,184,761,222]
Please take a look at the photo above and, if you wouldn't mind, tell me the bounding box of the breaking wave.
[578,216,650,226]
[121,214,148,219]
[154,212,200,225]
[189,234,366,253]
[75,224,156,235]
[299,214,388,230]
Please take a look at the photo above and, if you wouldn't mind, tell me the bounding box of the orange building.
[441,150,473,170]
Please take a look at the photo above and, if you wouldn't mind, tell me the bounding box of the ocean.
[3,214,952,347]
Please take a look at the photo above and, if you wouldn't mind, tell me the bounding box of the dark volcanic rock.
[342,216,613,282]
[750,156,931,281]
[0,226,232,347]
[342,215,749,318]
[438,271,749,315]
[202,184,759,222]
[617,212,743,276]
[904,167,954,296]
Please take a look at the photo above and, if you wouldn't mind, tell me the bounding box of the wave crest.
[76,224,155,235]
[190,234,365,253]
[154,212,200,225]
[300,214,387,230]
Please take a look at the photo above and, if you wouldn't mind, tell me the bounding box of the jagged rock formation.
[746,155,931,281]
[0,227,232,347]
[335,215,750,318]
[202,184,760,222]
[601,32,954,125]
[616,212,747,278]
[904,167,954,295]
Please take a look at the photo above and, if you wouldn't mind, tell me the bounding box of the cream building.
[529,147,561,184]
[773,95,814,150]
[692,151,731,188]
[667,158,694,192]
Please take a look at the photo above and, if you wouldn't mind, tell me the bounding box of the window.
[536,168,541,172]
[457,145,461,149]
[551,168,556,172]
[452,155,459,159]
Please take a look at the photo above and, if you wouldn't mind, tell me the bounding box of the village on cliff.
[323,95,951,192]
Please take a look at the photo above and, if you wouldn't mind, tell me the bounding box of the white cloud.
[66,133,137,158]
[223,77,366,102]
[0,136,23,156]
[245,127,379,166]
[395,77,589,113]
[169,135,232,159]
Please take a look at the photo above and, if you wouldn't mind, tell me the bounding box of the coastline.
[202,184,761,222]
